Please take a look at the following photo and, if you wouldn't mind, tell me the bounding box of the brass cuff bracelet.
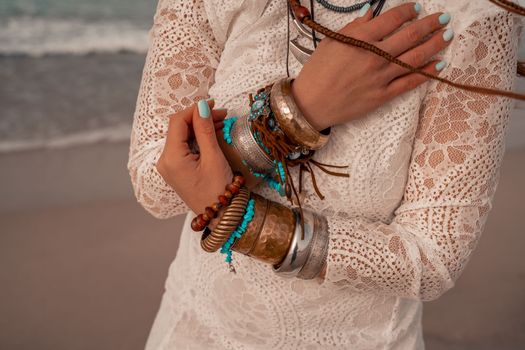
[231,193,269,255]
[270,77,330,150]
[232,195,296,266]
[229,193,330,280]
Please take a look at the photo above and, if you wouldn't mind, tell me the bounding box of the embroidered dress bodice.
[127,1,522,348]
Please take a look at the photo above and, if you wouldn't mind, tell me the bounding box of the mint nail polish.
[197,99,210,118]
[358,3,371,17]
[439,12,451,25]
[435,61,447,71]
[414,3,422,14]
[443,28,454,42]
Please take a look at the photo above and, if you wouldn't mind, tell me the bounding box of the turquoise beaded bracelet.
[220,197,256,272]
[223,117,286,197]
[222,116,237,145]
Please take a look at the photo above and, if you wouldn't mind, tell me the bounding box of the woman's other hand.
[156,99,233,215]
[291,2,454,130]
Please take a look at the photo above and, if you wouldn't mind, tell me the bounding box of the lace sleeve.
[127,0,222,218]
[322,9,521,301]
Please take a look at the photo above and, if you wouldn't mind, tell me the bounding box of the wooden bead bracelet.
[190,173,246,232]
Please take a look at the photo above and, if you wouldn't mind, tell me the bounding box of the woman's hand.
[156,99,233,215]
[291,2,454,130]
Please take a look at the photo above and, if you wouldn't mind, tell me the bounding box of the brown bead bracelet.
[190,173,246,232]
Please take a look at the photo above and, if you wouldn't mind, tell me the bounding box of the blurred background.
[0,0,524,349]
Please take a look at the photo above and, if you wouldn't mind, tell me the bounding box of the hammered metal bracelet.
[270,77,330,150]
[230,114,275,174]
[231,196,296,266]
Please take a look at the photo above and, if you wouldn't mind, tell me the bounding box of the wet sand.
[0,141,524,349]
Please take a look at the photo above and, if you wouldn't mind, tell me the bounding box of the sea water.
[0,0,157,152]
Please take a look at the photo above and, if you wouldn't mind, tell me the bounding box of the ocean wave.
[0,124,132,153]
[0,17,150,56]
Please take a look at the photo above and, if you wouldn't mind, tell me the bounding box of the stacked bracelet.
[191,174,245,232]
[200,187,250,253]
[200,188,257,273]
[199,187,329,279]
[230,114,275,174]
[224,195,329,279]
[296,210,329,279]
[270,77,330,150]
[272,208,315,277]
[272,207,329,279]
[220,197,255,272]
[232,196,296,266]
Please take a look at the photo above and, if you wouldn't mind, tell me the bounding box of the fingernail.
[414,3,422,13]
[197,99,210,118]
[439,12,451,25]
[443,28,454,41]
[206,97,214,102]
[358,3,371,17]
[435,60,447,71]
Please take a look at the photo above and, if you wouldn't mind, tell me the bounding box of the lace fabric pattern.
[127,0,522,349]
[128,0,222,218]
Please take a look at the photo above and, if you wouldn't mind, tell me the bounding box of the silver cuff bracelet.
[272,208,315,277]
[297,211,329,280]
[230,114,275,174]
[272,208,329,280]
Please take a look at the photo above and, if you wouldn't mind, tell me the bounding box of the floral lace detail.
[127,0,221,218]
[323,9,521,301]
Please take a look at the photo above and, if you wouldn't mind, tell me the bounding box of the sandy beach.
[0,140,524,349]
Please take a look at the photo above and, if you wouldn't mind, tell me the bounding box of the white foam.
[0,124,132,153]
[0,17,150,56]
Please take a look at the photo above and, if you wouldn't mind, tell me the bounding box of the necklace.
[315,0,379,13]
[288,0,387,65]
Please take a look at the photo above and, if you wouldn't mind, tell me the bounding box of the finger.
[214,121,224,131]
[363,2,422,41]
[380,12,451,57]
[386,60,446,98]
[354,3,374,23]
[384,28,454,80]
[192,98,222,162]
[211,108,228,122]
[338,3,373,35]
[164,106,194,155]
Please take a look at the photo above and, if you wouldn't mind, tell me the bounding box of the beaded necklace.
[315,0,380,13]
[311,0,387,49]
[288,0,387,64]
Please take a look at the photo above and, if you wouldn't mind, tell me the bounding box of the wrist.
[290,78,328,132]
[191,174,245,232]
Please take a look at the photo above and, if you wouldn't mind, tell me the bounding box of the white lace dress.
[127,0,522,349]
